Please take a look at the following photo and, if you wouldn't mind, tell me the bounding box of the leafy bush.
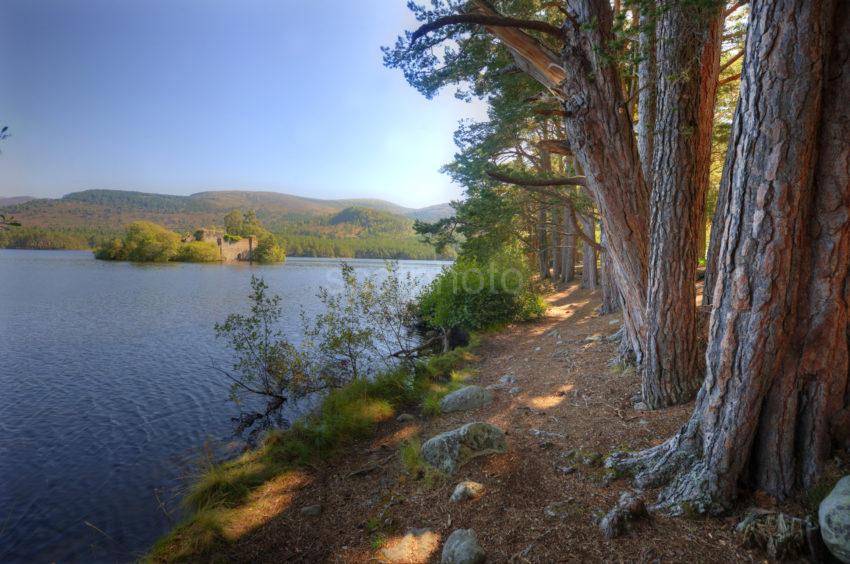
[252,235,286,263]
[216,263,422,441]
[175,241,221,263]
[94,220,181,262]
[418,248,545,331]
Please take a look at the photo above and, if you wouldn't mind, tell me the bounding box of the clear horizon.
[0,0,485,208]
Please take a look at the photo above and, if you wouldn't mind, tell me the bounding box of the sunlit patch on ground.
[223,470,313,539]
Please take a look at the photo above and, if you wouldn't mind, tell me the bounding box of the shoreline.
[147,284,771,562]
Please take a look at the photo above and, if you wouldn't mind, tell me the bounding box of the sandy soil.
[217,284,765,563]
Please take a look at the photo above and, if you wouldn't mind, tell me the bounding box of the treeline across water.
[279,233,455,260]
[0,226,107,250]
[0,226,455,261]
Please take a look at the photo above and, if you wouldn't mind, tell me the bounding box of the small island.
[94,210,286,264]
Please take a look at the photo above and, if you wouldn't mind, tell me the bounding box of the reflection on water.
[0,250,447,562]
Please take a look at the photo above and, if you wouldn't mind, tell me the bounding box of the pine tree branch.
[719,49,744,73]
[487,170,586,187]
[538,139,573,156]
[719,72,741,85]
[410,14,563,44]
[724,1,748,18]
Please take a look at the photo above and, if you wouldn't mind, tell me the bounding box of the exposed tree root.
[606,419,734,516]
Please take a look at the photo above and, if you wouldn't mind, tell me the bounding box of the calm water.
[0,250,447,563]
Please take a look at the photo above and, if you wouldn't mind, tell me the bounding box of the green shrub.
[418,247,545,331]
[253,235,286,263]
[175,241,221,263]
[94,221,181,262]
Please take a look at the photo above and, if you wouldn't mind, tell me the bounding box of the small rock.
[819,475,850,562]
[380,528,440,563]
[450,481,485,503]
[440,385,493,413]
[633,402,650,411]
[441,529,485,564]
[534,346,542,352]
[421,422,507,475]
[487,374,516,391]
[498,374,516,385]
[599,492,647,539]
[299,504,322,517]
[544,499,574,519]
[557,465,576,475]
[396,413,416,423]
[509,387,522,395]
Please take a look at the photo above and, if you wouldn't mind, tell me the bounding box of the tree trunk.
[562,203,576,282]
[600,224,621,314]
[558,1,649,362]
[641,1,723,408]
[610,0,850,511]
[636,7,656,183]
[580,214,598,289]
[552,206,562,283]
[694,8,723,270]
[537,205,548,278]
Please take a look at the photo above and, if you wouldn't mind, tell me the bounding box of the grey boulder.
[441,529,485,564]
[421,422,507,475]
[820,475,850,563]
[440,385,493,413]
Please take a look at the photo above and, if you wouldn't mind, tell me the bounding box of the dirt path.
[220,285,759,563]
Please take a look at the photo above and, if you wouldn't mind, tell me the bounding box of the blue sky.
[0,0,485,208]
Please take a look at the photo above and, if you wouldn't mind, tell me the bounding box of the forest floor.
[206,284,781,563]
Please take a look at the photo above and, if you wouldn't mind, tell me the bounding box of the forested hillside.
[0,189,456,259]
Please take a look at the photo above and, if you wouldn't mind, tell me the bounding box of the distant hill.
[406,203,455,222]
[0,196,35,206]
[0,189,453,231]
[0,189,456,258]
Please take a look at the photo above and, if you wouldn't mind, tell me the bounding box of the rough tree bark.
[642,1,724,408]
[636,6,656,183]
[694,7,723,269]
[609,0,850,511]
[600,224,621,314]
[562,202,577,282]
[580,214,598,289]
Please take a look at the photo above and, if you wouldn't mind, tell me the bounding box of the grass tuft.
[399,437,445,487]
